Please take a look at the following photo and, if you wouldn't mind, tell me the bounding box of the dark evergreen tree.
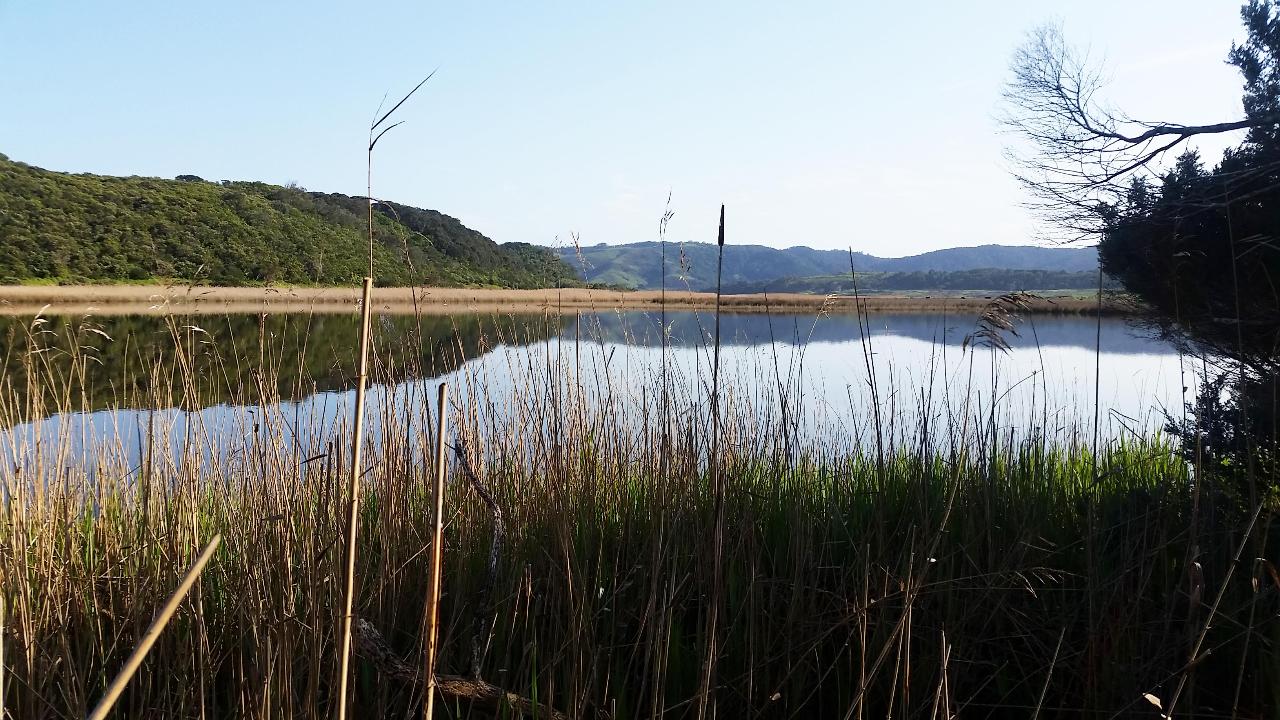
[1095,1,1280,506]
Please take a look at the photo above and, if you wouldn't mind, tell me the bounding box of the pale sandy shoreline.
[0,285,1125,317]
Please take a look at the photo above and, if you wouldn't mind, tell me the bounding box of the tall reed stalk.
[337,73,434,720]
[697,205,727,720]
[422,382,449,720]
[87,535,222,720]
[336,275,373,719]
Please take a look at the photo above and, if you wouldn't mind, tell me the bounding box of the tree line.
[0,155,579,288]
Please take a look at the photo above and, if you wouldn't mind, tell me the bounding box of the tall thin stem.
[87,535,221,720]
[336,74,433,720]
[336,276,374,720]
[1,594,5,718]
[423,383,450,720]
[698,204,726,720]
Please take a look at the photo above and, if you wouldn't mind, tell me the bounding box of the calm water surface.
[0,310,1195,471]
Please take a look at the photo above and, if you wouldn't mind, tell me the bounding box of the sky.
[0,1,1251,256]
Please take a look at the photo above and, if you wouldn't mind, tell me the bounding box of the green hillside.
[0,154,579,287]
[561,241,1098,290]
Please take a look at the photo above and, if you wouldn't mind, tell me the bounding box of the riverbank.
[0,284,1131,316]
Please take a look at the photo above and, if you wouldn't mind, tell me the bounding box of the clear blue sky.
[0,1,1249,255]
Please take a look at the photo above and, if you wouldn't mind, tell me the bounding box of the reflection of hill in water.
[0,309,1169,420]
[570,311,1167,355]
[0,313,558,415]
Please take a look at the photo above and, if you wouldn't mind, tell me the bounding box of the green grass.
[1,311,1276,718]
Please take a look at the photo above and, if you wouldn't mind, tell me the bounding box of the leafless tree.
[1002,24,1278,240]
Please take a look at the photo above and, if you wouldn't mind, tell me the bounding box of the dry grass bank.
[0,284,1128,316]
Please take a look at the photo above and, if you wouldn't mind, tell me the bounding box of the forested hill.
[561,241,1098,290]
[0,154,579,287]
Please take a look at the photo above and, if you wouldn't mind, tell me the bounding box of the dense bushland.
[0,154,579,288]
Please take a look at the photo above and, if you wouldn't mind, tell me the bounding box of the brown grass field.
[0,284,1129,316]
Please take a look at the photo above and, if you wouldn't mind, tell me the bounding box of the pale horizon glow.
[0,1,1250,256]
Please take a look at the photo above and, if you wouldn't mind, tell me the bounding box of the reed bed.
[0,310,1276,719]
[0,284,1126,318]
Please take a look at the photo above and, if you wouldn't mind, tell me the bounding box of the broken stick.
[351,617,572,720]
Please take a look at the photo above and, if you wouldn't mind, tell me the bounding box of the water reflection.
[0,312,557,412]
[585,311,1163,354]
[0,310,1166,413]
[0,309,1194,476]
[545,311,1190,446]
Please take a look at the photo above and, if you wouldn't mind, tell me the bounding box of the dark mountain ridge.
[561,241,1098,291]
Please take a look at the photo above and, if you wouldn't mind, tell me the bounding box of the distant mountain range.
[560,242,1099,291]
[720,269,1118,295]
[0,152,1103,294]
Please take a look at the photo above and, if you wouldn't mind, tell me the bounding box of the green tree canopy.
[0,156,580,289]
[1097,2,1280,370]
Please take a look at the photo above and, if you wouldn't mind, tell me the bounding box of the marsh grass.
[0,307,1277,718]
[0,284,1133,319]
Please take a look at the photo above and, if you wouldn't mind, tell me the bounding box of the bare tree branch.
[1002,24,1279,239]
